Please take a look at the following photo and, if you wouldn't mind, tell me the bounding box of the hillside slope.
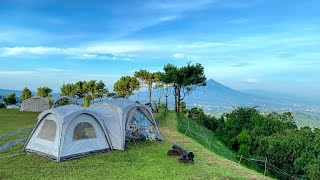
[0,109,266,179]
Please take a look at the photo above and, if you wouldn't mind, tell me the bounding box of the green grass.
[0,109,266,179]
[0,109,38,134]
[176,113,238,161]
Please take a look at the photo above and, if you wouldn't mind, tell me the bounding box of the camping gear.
[20,95,49,112]
[23,105,112,162]
[167,144,194,163]
[23,98,163,162]
[90,98,163,150]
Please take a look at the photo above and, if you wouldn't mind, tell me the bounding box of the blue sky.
[0,0,319,97]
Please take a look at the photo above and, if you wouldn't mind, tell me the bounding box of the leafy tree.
[37,86,52,98]
[162,62,206,113]
[134,69,161,105]
[134,70,148,102]
[20,87,32,101]
[179,101,188,116]
[188,107,206,125]
[154,72,165,106]
[60,83,77,97]
[114,76,139,98]
[4,93,16,105]
[237,128,251,157]
[0,103,5,108]
[94,80,109,102]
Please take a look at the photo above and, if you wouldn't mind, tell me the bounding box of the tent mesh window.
[126,108,153,140]
[73,122,97,141]
[38,120,57,141]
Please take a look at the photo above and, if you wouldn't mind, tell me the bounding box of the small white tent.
[23,105,112,162]
[20,96,49,112]
[90,98,163,151]
[6,105,20,109]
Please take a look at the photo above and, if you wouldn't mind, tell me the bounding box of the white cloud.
[171,53,198,60]
[0,41,158,60]
[243,78,257,84]
[176,41,225,49]
[0,69,121,92]
[172,53,187,59]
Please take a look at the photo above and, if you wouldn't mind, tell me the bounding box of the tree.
[60,83,77,97]
[237,128,251,157]
[94,80,109,102]
[4,93,16,105]
[179,101,188,116]
[153,72,164,106]
[20,87,32,101]
[74,81,86,100]
[163,85,171,109]
[134,70,148,102]
[114,76,139,98]
[37,86,52,98]
[134,69,160,105]
[162,62,206,113]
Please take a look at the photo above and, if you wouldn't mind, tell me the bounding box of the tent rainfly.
[20,96,49,112]
[90,98,163,151]
[23,105,112,162]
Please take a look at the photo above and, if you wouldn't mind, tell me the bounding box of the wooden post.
[239,155,243,164]
[264,157,267,179]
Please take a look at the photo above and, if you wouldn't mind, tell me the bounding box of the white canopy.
[23,105,112,162]
[23,98,163,162]
[20,96,49,112]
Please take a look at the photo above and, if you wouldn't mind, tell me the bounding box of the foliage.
[162,62,206,113]
[134,70,161,105]
[20,87,32,101]
[0,103,6,108]
[179,101,188,116]
[60,83,77,97]
[185,106,320,179]
[237,128,250,157]
[4,93,16,105]
[114,76,139,98]
[60,80,109,107]
[37,86,52,98]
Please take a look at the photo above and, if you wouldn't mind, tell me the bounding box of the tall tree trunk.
[177,87,181,114]
[148,87,152,106]
[174,86,178,112]
[164,86,170,109]
[165,96,168,109]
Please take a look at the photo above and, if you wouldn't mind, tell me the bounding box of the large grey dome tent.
[23,105,112,162]
[90,98,163,151]
[20,95,49,112]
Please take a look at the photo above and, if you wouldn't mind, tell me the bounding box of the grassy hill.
[0,109,266,179]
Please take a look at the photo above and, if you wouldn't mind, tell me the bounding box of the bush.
[0,103,6,108]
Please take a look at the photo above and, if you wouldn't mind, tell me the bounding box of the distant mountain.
[240,89,320,105]
[0,88,60,102]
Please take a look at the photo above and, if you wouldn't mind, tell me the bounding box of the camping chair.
[146,125,156,141]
